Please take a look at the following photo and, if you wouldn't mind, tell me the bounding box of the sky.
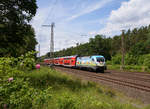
[31,0,150,56]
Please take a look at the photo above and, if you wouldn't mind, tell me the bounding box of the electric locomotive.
[76,55,106,72]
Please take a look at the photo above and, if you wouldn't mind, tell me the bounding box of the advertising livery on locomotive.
[44,55,107,73]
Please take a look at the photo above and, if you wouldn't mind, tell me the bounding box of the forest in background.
[44,25,150,67]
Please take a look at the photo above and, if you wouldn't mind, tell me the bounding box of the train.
[44,55,107,73]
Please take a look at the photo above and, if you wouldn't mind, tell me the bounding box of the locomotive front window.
[96,57,104,62]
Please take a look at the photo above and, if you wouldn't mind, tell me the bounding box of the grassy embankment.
[107,64,150,73]
[24,66,150,109]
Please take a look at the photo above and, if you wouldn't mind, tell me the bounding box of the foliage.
[111,54,122,65]
[17,51,37,70]
[143,54,150,69]
[57,93,80,109]
[0,78,51,109]
[125,54,137,65]
[0,51,52,108]
[0,57,20,78]
[0,51,37,75]
[107,53,150,71]
[0,0,38,57]
[0,80,51,109]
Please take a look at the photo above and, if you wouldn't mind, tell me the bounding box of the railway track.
[104,71,150,83]
[108,70,150,78]
[55,66,150,92]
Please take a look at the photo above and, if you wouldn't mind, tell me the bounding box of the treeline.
[0,0,38,57]
[46,25,150,65]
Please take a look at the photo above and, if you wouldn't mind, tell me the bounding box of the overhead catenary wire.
[42,0,58,25]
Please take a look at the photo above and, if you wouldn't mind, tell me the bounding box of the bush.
[57,93,80,109]
[17,51,37,71]
[0,57,17,76]
[106,60,112,65]
[0,78,51,109]
[138,55,145,65]
[125,54,137,65]
[0,51,37,74]
[111,54,122,65]
[0,51,52,109]
[110,54,150,71]
[143,54,150,69]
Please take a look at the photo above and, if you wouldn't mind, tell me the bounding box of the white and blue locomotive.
[76,55,107,72]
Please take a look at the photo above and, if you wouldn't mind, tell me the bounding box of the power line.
[42,0,58,25]
[49,0,58,21]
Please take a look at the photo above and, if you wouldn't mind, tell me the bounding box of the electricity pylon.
[42,22,55,58]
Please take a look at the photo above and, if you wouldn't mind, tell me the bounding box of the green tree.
[0,0,38,57]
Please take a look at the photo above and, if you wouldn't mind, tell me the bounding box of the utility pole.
[50,22,54,58]
[42,22,55,58]
[121,30,125,70]
[38,44,40,57]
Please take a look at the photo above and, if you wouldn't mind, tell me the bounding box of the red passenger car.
[62,56,77,67]
[44,55,77,67]
[44,58,54,65]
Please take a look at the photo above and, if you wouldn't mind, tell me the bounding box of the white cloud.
[88,31,98,36]
[66,0,113,21]
[99,0,150,36]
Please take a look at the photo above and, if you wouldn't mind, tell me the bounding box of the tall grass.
[24,67,96,90]
[107,65,150,73]
[23,66,149,109]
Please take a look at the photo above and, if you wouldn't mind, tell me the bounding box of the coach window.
[92,58,94,61]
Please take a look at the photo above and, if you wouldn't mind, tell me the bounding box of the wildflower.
[36,64,40,69]
[4,104,7,109]
[8,77,13,82]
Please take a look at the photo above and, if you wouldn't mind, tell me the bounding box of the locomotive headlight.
[99,62,104,66]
